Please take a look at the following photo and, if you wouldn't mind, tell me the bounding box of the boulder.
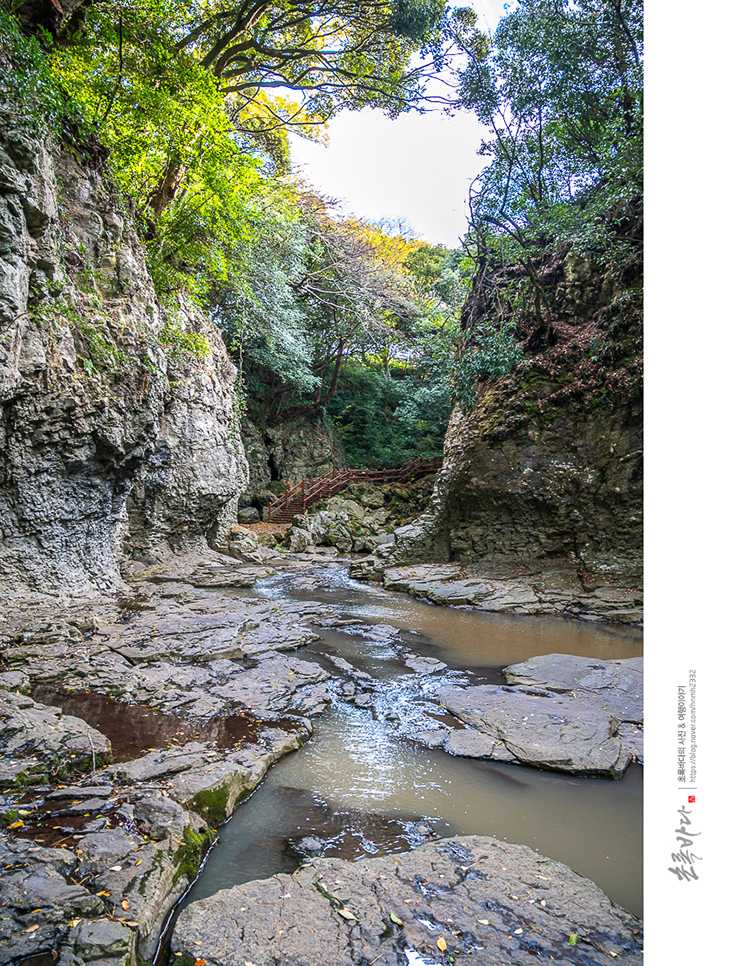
[225,526,260,556]
[326,497,366,519]
[360,487,386,508]
[503,653,643,722]
[237,505,261,525]
[288,526,314,553]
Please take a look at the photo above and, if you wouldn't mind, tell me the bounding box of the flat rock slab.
[353,561,643,624]
[0,833,101,966]
[171,835,643,966]
[380,565,543,613]
[209,655,329,713]
[403,653,448,674]
[438,684,632,777]
[503,653,644,723]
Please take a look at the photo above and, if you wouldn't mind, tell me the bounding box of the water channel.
[180,562,644,923]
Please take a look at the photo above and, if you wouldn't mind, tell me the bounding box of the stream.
[180,562,644,922]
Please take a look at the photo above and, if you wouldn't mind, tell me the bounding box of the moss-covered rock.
[392,243,642,585]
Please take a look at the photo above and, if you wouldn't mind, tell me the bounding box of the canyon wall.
[0,101,247,596]
[393,244,643,583]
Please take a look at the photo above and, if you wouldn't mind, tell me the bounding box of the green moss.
[136,846,166,898]
[314,881,339,909]
[1,766,50,791]
[188,783,232,827]
[173,824,215,885]
[0,810,21,827]
[160,319,211,362]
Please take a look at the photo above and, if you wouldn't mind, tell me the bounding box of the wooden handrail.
[266,455,443,521]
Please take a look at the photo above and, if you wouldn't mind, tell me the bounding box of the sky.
[288,1,511,248]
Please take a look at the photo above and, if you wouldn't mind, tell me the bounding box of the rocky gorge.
[0,40,644,966]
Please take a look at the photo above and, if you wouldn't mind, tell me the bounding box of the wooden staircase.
[266,455,443,524]
[268,497,305,525]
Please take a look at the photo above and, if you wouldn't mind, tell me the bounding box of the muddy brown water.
[179,564,643,922]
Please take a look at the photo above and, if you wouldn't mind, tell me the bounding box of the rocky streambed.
[1,552,643,965]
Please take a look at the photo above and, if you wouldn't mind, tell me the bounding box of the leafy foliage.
[460,0,642,263]
[327,359,446,467]
[451,0,643,411]
[172,1,455,121]
[0,6,70,135]
[5,0,542,459]
[453,320,524,411]
[220,196,427,418]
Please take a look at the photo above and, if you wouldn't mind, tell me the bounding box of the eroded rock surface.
[0,99,246,597]
[172,835,643,966]
[0,552,331,960]
[0,690,111,784]
[351,560,643,624]
[438,685,631,777]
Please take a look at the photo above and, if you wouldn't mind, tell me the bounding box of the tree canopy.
[459,0,643,263]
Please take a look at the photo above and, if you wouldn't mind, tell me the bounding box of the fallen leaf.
[437,937,448,952]
[7,821,24,830]
[513,928,523,935]
[194,959,207,965]
[477,919,490,925]
[338,908,357,921]
[135,859,143,866]
[24,925,40,934]
[390,911,404,926]
[109,865,122,872]
[568,933,580,946]
[121,900,130,911]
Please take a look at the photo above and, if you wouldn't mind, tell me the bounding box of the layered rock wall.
[392,245,643,581]
[238,414,346,505]
[0,100,247,596]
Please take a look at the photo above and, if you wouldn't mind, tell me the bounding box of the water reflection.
[255,565,643,668]
[187,704,643,916]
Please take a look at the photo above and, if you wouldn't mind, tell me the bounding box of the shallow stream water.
[181,563,643,919]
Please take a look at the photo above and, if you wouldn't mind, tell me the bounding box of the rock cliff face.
[0,100,247,596]
[238,414,346,505]
[393,243,643,582]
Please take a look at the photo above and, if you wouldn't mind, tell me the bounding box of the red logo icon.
[688,795,696,803]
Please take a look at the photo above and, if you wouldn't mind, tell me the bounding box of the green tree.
[460,0,642,263]
[173,1,457,123]
[450,0,642,408]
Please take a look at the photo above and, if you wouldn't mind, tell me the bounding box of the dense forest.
[2,0,642,468]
